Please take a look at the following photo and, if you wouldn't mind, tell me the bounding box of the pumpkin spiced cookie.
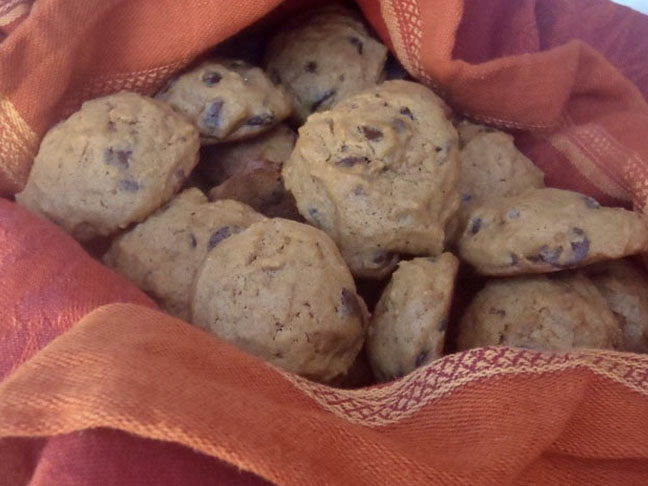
[283,80,461,278]
[458,188,648,275]
[157,59,292,144]
[16,91,200,240]
[104,188,265,320]
[265,5,388,122]
[191,218,369,382]
[367,254,459,382]
[458,273,621,352]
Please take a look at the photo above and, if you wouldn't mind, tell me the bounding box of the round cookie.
[104,188,265,320]
[457,273,621,352]
[16,91,200,240]
[456,121,544,207]
[156,59,292,144]
[367,254,459,382]
[282,80,461,278]
[265,5,388,122]
[585,259,648,353]
[458,188,648,276]
[200,123,296,186]
[191,218,369,382]
[446,122,545,245]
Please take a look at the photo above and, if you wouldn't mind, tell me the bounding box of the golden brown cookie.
[367,254,458,382]
[191,218,369,382]
[283,80,461,278]
[458,188,648,275]
[265,5,387,122]
[157,59,292,144]
[458,273,621,352]
[16,91,200,240]
[585,259,648,353]
[104,188,265,320]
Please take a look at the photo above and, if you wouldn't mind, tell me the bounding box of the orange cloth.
[1,0,648,484]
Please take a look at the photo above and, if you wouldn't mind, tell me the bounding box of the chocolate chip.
[372,251,392,264]
[202,71,222,85]
[202,100,224,129]
[307,207,320,223]
[536,245,563,266]
[435,146,443,153]
[207,225,243,251]
[469,217,482,235]
[506,208,520,220]
[360,126,383,141]
[304,61,317,73]
[107,120,116,131]
[104,148,132,169]
[438,317,448,332]
[340,144,349,152]
[392,118,407,132]
[510,253,519,265]
[461,193,473,203]
[399,107,415,121]
[415,350,429,367]
[311,90,335,112]
[489,307,506,317]
[189,233,197,248]
[340,288,363,318]
[583,195,601,209]
[338,73,345,82]
[119,179,139,192]
[337,156,370,167]
[348,36,364,55]
[246,113,274,126]
[569,227,590,263]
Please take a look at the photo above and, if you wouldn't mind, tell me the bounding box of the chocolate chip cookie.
[283,80,461,278]
[191,218,369,382]
[458,273,621,352]
[585,259,648,353]
[16,91,200,240]
[265,5,387,122]
[104,188,265,320]
[200,123,296,186]
[157,59,292,144]
[367,254,458,382]
[458,188,648,275]
[446,122,545,244]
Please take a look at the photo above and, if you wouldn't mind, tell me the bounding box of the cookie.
[265,5,387,122]
[200,123,296,186]
[191,218,369,382]
[456,121,544,209]
[156,59,292,144]
[282,80,461,278]
[585,259,648,353]
[208,159,300,220]
[446,122,545,245]
[104,188,265,320]
[16,91,200,240]
[367,254,458,382]
[457,273,621,352]
[458,188,648,275]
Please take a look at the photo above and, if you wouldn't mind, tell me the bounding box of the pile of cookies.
[16,5,648,386]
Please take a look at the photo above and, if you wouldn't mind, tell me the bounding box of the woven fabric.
[1,0,648,484]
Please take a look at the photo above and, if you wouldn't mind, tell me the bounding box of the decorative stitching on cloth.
[0,93,37,193]
[279,347,648,427]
